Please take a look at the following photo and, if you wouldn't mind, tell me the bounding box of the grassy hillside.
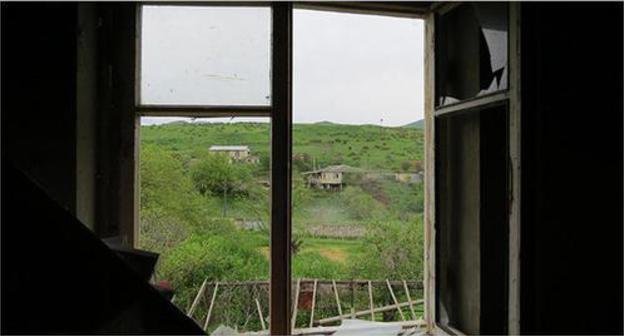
[402,119,424,129]
[138,121,425,326]
[141,121,424,172]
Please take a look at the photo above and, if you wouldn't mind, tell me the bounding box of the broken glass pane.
[435,3,508,107]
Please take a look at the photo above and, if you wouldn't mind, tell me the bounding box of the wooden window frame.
[425,3,521,335]
[128,3,523,335]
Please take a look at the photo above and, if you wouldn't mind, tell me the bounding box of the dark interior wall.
[521,3,623,334]
[1,3,78,213]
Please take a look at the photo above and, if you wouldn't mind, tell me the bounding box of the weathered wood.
[316,300,423,325]
[246,320,426,336]
[270,4,293,334]
[187,278,208,317]
[508,3,522,334]
[403,280,417,320]
[350,281,356,318]
[386,279,405,321]
[291,278,301,330]
[309,279,318,328]
[332,280,343,319]
[368,280,375,321]
[137,105,271,117]
[434,91,509,118]
[423,10,436,333]
[256,298,266,331]
[203,282,220,330]
[181,279,421,287]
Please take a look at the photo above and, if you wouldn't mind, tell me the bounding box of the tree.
[190,153,252,216]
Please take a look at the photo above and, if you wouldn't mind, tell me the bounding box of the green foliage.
[349,217,424,280]
[293,251,347,279]
[139,121,426,330]
[190,153,252,196]
[338,186,385,220]
[158,224,269,308]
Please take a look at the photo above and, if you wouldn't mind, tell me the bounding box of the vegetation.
[138,121,424,331]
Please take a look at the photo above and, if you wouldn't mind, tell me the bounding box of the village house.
[301,164,365,190]
[209,145,260,164]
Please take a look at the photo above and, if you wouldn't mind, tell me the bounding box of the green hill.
[401,119,424,129]
[141,122,424,171]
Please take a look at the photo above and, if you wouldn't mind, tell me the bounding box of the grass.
[141,121,424,172]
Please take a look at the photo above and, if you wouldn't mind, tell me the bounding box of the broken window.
[436,3,508,106]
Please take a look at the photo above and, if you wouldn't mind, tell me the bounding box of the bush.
[349,217,424,280]
[158,227,269,309]
[339,186,385,220]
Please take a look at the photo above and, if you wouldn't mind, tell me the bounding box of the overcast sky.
[141,7,424,127]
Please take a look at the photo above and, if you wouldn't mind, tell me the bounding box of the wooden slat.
[508,3,522,334]
[332,280,343,320]
[403,280,417,320]
[203,282,220,330]
[291,278,301,330]
[423,10,437,333]
[316,300,423,325]
[179,279,421,287]
[309,279,318,328]
[386,279,405,321]
[256,298,267,331]
[136,105,271,117]
[187,278,208,317]
[434,92,509,118]
[368,281,375,321]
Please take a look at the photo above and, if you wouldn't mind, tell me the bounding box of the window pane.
[139,117,271,332]
[436,3,508,107]
[140,6,271,106]
[292,9,425,330]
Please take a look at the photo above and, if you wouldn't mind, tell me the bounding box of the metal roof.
[301,165,367,175]
[209,145,250,151]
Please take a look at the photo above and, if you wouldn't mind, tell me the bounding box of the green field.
[141,121,424,172]
[138,120,424,330]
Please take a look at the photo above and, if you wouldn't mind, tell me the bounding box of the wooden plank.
[309,279,318,328]
[291,278,301,331]
[264,320,426,336]
[270,3,293,335]
[368,281,374,321]
[386,279,405,321]
[170,295,176,304]
[256,298,267,331]
[332,280,343,319]
[187,278,208,317]
[316,300,423,325]
[203,282,220,330]
[403,280,417,320]
[508,3,522,334]
[137,105,271,117]
[423,10,437,333]
[350,281,356,318]
[182,279,421,287]
[434,91,509,118]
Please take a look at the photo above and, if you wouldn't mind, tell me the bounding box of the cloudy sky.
[141,6,424,127]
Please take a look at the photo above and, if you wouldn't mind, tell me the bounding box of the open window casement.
[423,2,520,335]
[111,2,521,334]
